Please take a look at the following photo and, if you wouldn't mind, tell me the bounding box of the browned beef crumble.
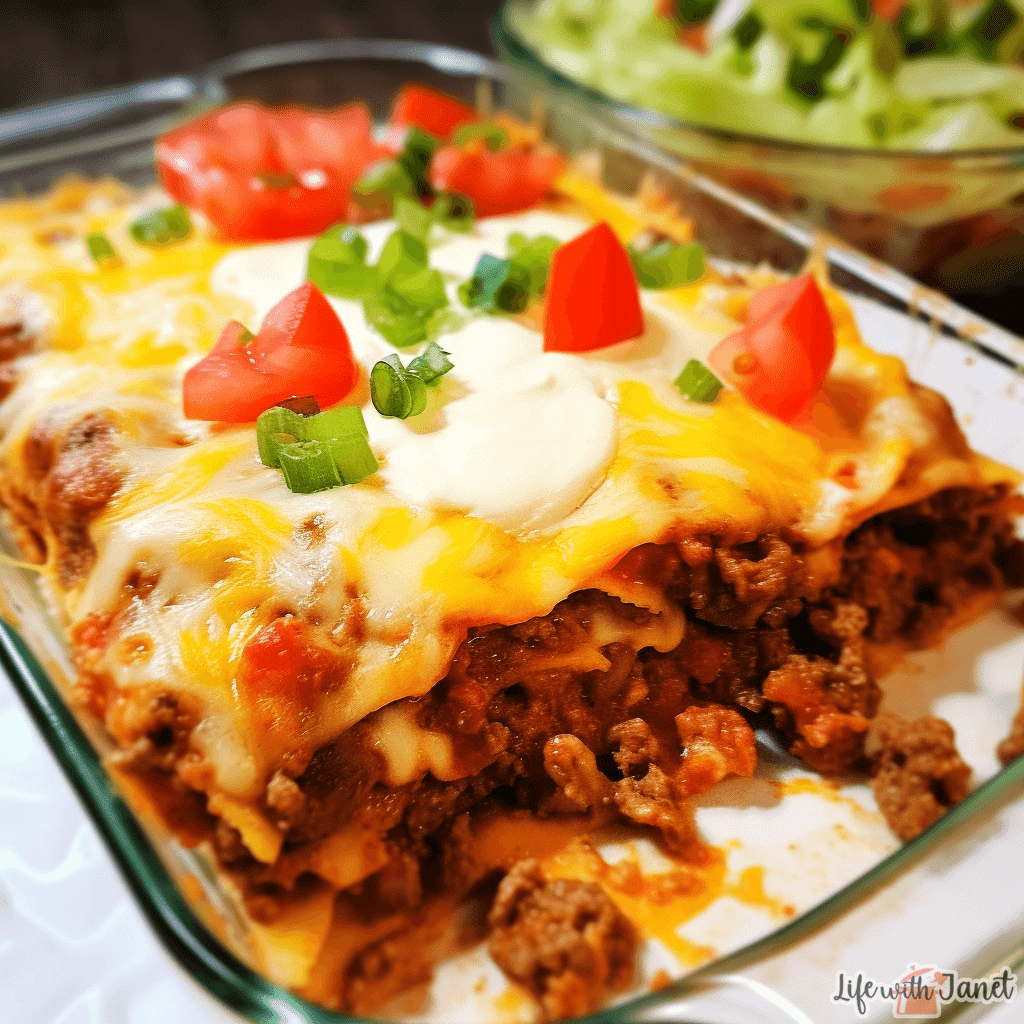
[488,859,637,1021]
[0,312,37,430]
[870,715,972,841]
[997,687,1024,766]
[2,409,124,585]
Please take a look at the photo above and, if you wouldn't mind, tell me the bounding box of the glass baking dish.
[1,39,1024,1024]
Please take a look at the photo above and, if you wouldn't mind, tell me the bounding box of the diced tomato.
[389,84,478,141]
[543,222,645,352]
[708,274,835,422]
[871,0,907,21]
[182,282,357,422]
[430,143,566,219]
[156,101,393,241]
[236,618,336,747]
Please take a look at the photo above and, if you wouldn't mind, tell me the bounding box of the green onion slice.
[507,232,560,296]
[257,403,369,469]
[674,359,722,404]
[330,432,379,485]
[433,192,475,232]
[364,290,432,348]
[307,225,378,298]
[370,354,429,419]
[302,404,368,442]
[398,127,440,199]
[459,253,530,313]
[128,204,192,247]
[85,231,119,266]
[393,194,434,241]
[377,229,429,284]
[352,159,416,200]
[388,266,448,313]
[672,0,716,25]
[732,11,764,51]
[451,122,509,150]
[278,440,342,493]
[629,238,706,289]
[257,406,307,467]
[966,0,1019,60]
[406,341,454,385]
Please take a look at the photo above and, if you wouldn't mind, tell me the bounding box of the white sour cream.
[210,210,716,534]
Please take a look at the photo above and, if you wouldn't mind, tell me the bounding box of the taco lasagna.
[0,88,1020,1020]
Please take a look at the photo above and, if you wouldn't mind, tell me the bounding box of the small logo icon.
[893,965,948,1019]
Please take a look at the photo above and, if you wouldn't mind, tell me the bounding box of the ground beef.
[488,859,637,1021]
[997,688,1024,766]
[871,715,972,841]
[83,485,1020,1014]
[835,486,1024,644]
[0,309,36,364]
[12,410,124,585]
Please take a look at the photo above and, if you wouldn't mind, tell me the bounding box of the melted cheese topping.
[0,179,1015,805]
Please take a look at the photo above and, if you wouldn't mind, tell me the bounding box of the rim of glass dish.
[1,37,1024,1024]
[494,0,1024,165]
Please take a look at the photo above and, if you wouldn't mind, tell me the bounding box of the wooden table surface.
[0,0,1020,332]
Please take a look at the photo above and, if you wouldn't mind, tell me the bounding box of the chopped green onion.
[307,225,378,298]
[128,204,192,247]
[256,406,307,467]
[406,341,454,385]
[388,266,448,312]
[786,22,852,102]
[674,359,722,404]
[302,404,368,443]
[364,290,432,348]
[673,0,716,24]
[330,432,378,485]
[966,0,1019,60]
[451,122,509,150]
[278,440,342,493]
[393,194,434,241]
[871,18,903,77]
[507,232,560,296]
[458,253,530,313]
[398,127,440,199]
[370,354,429,419]
[732,11,764,51]
[352,159,416,200]
[377,229,428,284]
[629,239,706,289]
[85,231,119,266]
[433,192,475,232]
[257,403,369,469]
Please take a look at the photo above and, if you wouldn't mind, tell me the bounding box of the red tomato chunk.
[183,282,357,422]
[709,274,836,422]
[544,222,645,352]
[157,101,392,241]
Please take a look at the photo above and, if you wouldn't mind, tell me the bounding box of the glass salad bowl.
[494,0,1024,296]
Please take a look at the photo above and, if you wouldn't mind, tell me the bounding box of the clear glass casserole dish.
[493,0,1024,297]
[1,38,1024,1024]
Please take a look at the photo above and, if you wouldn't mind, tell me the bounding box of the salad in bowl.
[499,0,1024,290]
